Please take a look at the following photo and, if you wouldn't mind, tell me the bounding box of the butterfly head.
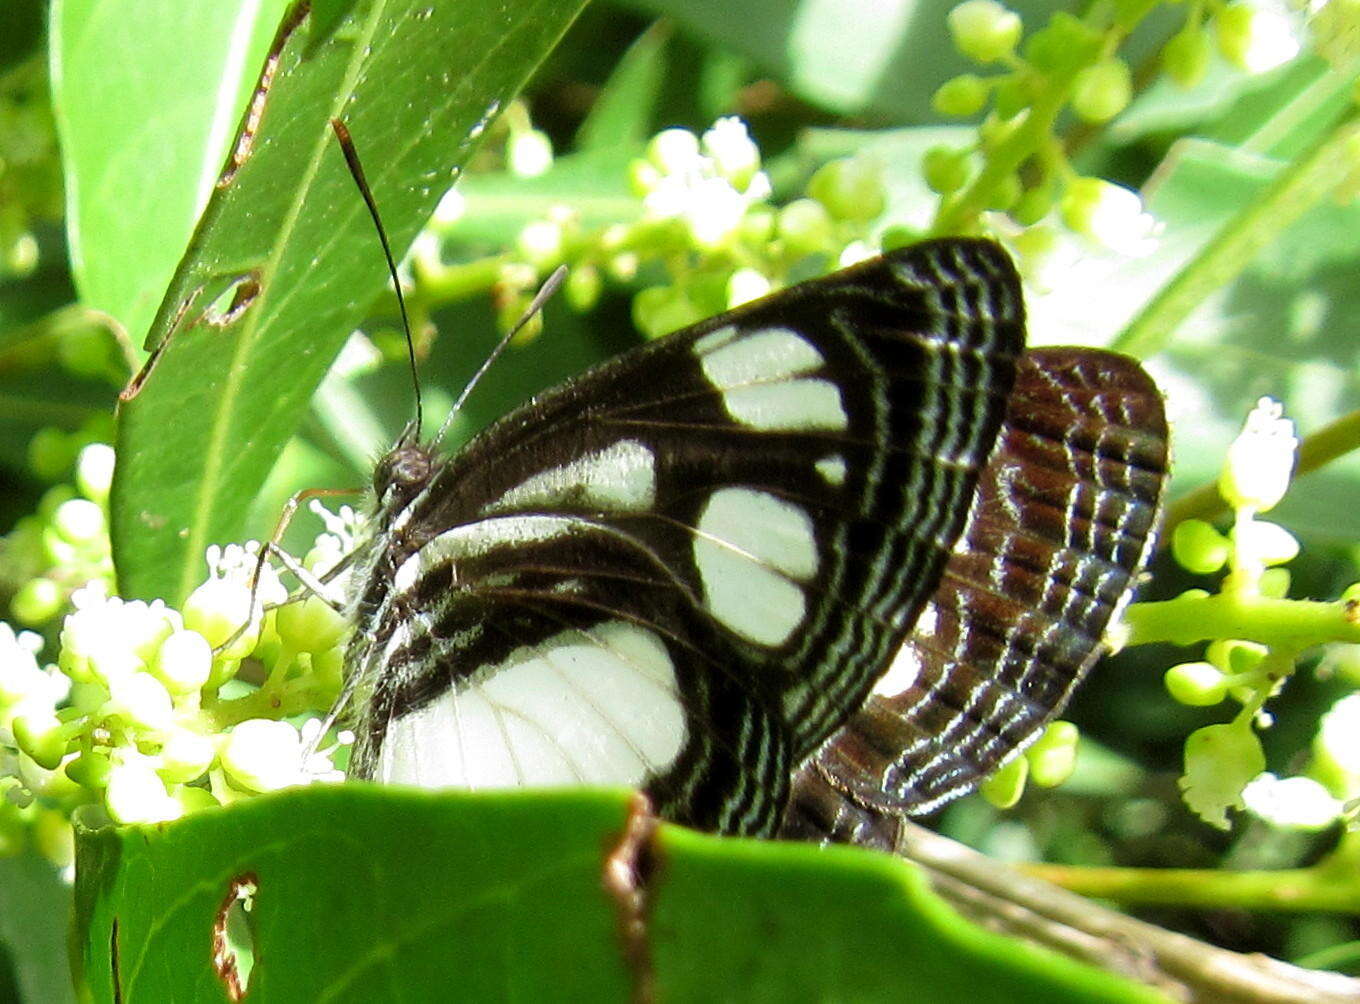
[371,433,435,515]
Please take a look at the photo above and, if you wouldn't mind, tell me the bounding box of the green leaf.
[0,851,75,1004]
[73,787,1160,1001]
[575,20,671,152]
[51,0,293,347]
[105,0,588,604]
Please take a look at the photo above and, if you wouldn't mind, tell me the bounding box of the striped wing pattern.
[344,238,1025,836]
[780,347,1170,846]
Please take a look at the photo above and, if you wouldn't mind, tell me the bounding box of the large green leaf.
[102,0,588,603]
[51,0,292,347]
[72,787,1160,1001]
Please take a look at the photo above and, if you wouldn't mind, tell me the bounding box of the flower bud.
[1172,519,1230,575]
[152,630,214,694]
[932,74,990,117]
[220,719,305,793]
[106,759,182,824]
[1165,661,1228,706]
[1071,58,1131,123]
[1220,398,1296,512]
[1026,721,1078,787]
[948,0,1022,64]
[980,753,1028,808]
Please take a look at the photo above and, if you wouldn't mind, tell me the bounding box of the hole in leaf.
[198,273,261,328]
[212,873,258,1000]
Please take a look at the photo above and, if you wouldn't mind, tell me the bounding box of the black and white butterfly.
[337,236,1168,843]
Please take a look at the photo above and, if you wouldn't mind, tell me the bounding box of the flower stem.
[1124,592,1360,649]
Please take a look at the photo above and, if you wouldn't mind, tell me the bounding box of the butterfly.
[337,235,1169,842]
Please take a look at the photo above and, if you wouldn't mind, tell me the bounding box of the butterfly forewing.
[344,238,1025,835]
[781,347,1170,846]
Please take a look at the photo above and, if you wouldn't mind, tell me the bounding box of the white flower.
[221,719,308,792]
[106,756,182,824]
[1220,397,1297,512]
[1085,182,1160,256]
[1242,773,1341,829]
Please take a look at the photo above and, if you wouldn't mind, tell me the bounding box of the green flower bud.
[922,146,970,195]
[106,759,182,824]
[1172,519,1230,575]
[515,219,564,268]
[11,577,62,626]
[106,671,175,730]
[158,729,216,784]
[880,225,924,252]
[980,753,1028,808]
[808,158,886,223]
[52,498,105,546]
[948,0,1023,64]
[777,198,835,255]
[65,750,112,790]
[28,427,74,482]
[1259,567,1291,599]
[1163,26,1211,89]
[151,629,213,694]
[508,128,553,178]
[1071,58,1132,123]
[1026,721,1078,787]
[275,594,349,657]
[628,158,662,196]
[1165,661,1228,706]
[565,265,602,313]
[183,578,259,657]
[1011,186,1054,226]
[632,286,702,340]
[1206,638,1266,676]
[13,711,68,770]
[933,74,990,117]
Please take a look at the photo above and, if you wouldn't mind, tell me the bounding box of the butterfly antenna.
[434,264,567,445]
[330,118,423,440]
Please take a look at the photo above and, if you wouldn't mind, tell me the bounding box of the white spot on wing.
[392,514,577,592]
[872,643,924,697]
[376,622,686,790]
[815,454,847,486]
[693,487,817,647]
[488,439,656,513]
[695,327,848,432]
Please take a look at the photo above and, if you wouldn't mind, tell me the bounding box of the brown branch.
[893,820,1360,1003]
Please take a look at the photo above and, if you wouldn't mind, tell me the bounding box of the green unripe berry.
[932,74,990,117]
[1071,58,1132,123]
[1165,661,1228,706]
[980,753,1028,809]
[1172,519,1230,575]
[922,146,970,195]
[1164,26,1211,89]
[807,158,886,223]
[948,0,1023,64]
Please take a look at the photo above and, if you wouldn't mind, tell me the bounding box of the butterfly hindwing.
[781,347,1170,845]
[345,237,1026,835]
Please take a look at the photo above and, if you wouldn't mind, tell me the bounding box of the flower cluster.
[422,113,890,341]
[1159,399,1360,830]
[0,477,358,859]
